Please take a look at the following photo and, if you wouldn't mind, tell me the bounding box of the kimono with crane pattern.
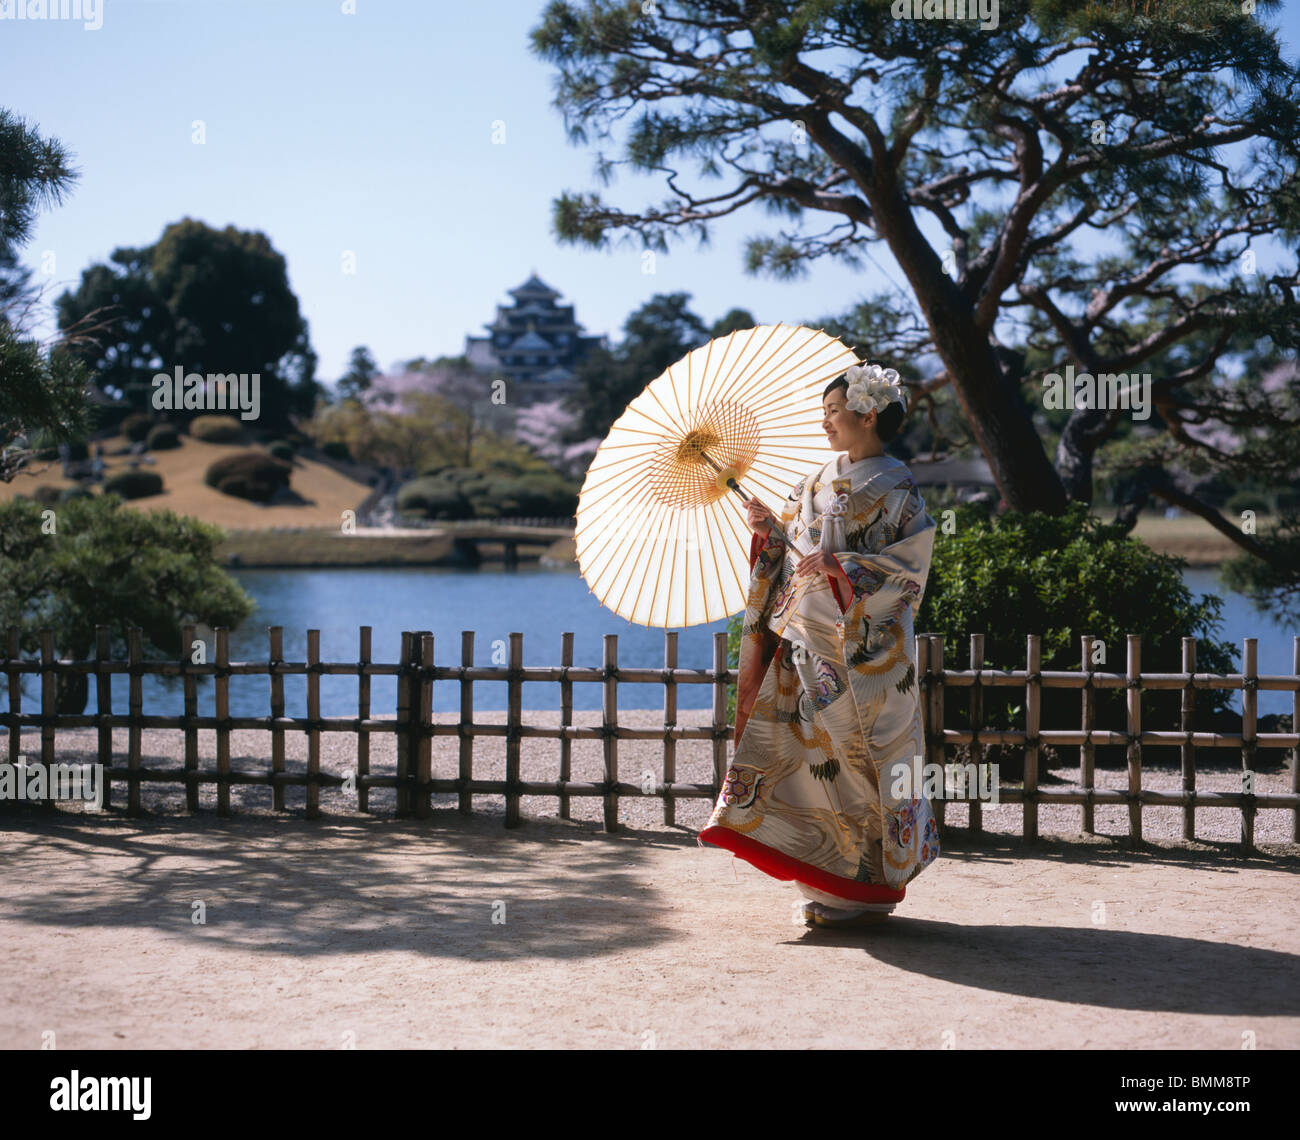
[698,453,939,905]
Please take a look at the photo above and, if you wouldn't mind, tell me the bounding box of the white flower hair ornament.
[843,362,906,416]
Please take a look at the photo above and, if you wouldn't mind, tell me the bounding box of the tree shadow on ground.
[0,807,679,963]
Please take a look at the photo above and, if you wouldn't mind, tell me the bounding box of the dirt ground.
[2,806,1298,1049]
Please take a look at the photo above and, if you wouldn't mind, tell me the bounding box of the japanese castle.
[463,273,607,402]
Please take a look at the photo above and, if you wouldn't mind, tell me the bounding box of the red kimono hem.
[697,825,906,904]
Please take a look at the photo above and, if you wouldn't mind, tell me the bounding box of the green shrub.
[0,494,254,714]
[395,477,472,519]
[121,413,154,443]
[190,415,244,443]
[146,424,182,450]
[204,451,291,503]
[60,486,94,503]
[267,441,295,462]
[477,477,578,518]
[321,440,351,461]
[1276,490,1300,513]
[1225,491,1271,516]
[33,485,63,506]
[924,502,1236,770]
[418,462,459,478]
[104,470,165,500]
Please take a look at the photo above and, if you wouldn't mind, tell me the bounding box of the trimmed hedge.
[396,469,578,520]
[204,451,292,503]
[104,470,165,500]
[121,413,154,443]
[321,440,351,461]
[395,477,473,519]
[267,441,295,462]
[190,415,244,443]
[483,477,578,517]
[147,424,182,450]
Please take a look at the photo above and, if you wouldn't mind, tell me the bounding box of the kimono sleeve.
[742,478,802,610]
[733,478,803,744]
[827,484,935,674]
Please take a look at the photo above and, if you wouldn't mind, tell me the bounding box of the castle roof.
[507,272,561,300]
[509,329,554,351]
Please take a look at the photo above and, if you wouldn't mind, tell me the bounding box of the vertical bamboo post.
[306,629,321,819]
[1180,637,1197,842]
[5,628,19,767]
[916,635,932,826]
[968,633,984,834]
[558,631,573,821]
[357,626,371,813]
[1126,633,1142,848]
[505,631,522,827]
[1024,634,1040,843]
[1081,635,1096,835]
[663,630,678,826]
[181,623,197,812]
[395,631,413,817]
[1240,637,1257,854]
[1292,637,1299,843]
[930,635,946,831]
[458,631,474,816]
[414,632,433,820]
[263,626,284,805]
[215,627,230,817]
[712,631,729,797]
[603,633,620,832]
[128,627,143,817]
[40,629,56,810]
[95,626,113,810]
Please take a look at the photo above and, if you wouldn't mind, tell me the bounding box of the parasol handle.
[694,448,750,501]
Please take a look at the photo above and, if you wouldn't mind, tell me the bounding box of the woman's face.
[822,388,874,450]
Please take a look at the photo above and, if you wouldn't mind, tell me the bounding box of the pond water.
[14,563,1300,718]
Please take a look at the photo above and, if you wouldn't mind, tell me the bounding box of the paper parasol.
[574,323,859,627]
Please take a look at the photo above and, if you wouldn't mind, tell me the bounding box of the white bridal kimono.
[698,453,940,905]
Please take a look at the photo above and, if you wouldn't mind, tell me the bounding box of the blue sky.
[7,0,1299,385]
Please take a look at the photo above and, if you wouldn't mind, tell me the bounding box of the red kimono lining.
[697,825,906,904]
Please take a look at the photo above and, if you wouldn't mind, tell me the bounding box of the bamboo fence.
[2,626,1298,850]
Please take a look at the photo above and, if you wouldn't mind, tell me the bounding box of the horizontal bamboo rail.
[0,626,1296,851]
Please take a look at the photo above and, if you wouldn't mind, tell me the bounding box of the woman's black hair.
[822,373,906,442]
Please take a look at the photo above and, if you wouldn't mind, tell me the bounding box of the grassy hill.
[0,433,373,530]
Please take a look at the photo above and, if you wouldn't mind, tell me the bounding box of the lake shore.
[211,513,1247,569]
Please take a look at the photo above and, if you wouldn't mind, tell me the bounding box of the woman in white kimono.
[698,363,939,927]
